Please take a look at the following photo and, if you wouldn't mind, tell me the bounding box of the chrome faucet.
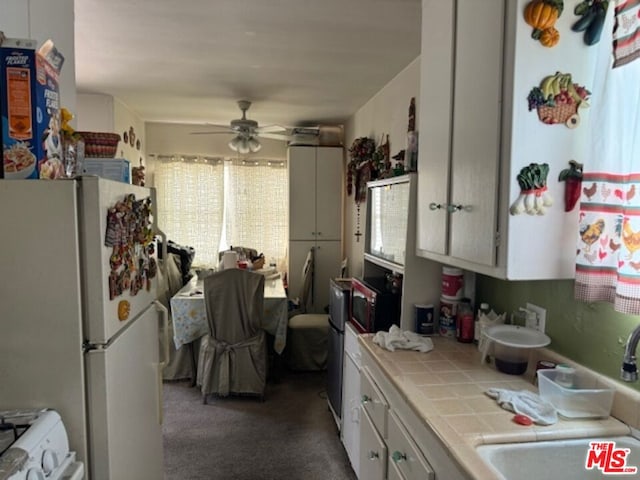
[621,324,640,382]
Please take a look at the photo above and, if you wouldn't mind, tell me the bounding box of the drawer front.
[359,408,387,480]
[388,410,435,480]
[344,322,361,364]
[361,366,388,437]
[388,458,405,480]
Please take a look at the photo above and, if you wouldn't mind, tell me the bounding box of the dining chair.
[197,269,267,401]
[287,248,330,371]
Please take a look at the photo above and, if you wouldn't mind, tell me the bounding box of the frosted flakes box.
[1,37,64,179]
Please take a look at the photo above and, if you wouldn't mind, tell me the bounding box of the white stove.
[0,409,83,480]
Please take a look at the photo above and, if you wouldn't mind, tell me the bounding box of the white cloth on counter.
[485,388,558,425]
[373,325,434,353]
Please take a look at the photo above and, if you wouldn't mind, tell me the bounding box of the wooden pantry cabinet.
[416,0,595,280]
[288,146,343,313]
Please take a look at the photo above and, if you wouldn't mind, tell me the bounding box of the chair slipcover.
[198,269,267,400]
[287,248,329,371]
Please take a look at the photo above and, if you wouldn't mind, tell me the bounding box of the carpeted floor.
[162,371,358,480]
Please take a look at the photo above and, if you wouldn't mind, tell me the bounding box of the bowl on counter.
[481,324,551,375]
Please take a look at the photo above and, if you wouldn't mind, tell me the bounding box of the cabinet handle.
[317,231,322,236]
[368,451,380,460]
[392,451,407,463]
[429,202,444,211]
[311,231,316,236]
[447,204,472,213]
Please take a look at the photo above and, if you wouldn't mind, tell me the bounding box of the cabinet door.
[289,146,317,240]
[315,147,343,241]
[359,409,387,480]
[416,0,455,256]
[448,0,503,265]
[341,344,361,477]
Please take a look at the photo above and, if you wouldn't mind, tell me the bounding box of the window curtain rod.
[148,154,286,168]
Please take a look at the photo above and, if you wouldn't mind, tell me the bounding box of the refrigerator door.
[79,176,158,344]
[0,180,90,464]
[85,303,164,480]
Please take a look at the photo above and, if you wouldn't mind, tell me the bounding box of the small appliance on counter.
[0,409,84,480]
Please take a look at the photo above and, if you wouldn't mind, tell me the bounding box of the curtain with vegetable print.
[574,2,640,314]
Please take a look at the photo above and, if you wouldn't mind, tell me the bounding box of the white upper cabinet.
[417,0,595,280]
[289,146,343,241]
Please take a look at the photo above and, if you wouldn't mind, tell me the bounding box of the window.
[154,155,288,269]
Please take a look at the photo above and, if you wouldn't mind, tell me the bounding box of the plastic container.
[441,267,463,298]
[537,368,615,419]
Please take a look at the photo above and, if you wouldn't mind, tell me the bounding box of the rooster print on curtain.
[574,1,640,314]
[576,176,640,313]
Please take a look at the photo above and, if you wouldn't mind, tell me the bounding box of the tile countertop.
[358,334,639,480]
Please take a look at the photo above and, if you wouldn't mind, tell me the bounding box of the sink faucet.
[621,325,640,382]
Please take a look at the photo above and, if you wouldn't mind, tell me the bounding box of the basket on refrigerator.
[76,131,121,158]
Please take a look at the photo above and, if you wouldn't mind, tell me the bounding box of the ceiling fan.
[191,100,291,154]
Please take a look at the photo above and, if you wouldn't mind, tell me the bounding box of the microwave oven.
[350,277,400,334]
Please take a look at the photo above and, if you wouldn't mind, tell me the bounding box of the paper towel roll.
[222,250,239,270]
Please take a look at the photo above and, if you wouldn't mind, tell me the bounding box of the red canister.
[441,267,463,298]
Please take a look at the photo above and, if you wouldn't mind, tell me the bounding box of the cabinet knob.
[447,204,472,213]
[317,231,322,236]
[361,394,371,404]
[429,202,444,211]
[368,451,380,460]
[392,451,407,463]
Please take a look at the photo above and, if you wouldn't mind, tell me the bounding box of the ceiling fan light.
[248,137,262,153]
[228,136,241,152]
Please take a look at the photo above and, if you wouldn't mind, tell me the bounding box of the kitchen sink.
[476,436,640,479]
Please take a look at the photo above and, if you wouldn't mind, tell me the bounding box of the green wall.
[476,275,640,392]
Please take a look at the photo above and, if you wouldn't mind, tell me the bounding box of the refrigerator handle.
[154,300,169,425]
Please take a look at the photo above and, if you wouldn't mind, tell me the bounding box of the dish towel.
[485,388,558,425]
[373,325,434,353]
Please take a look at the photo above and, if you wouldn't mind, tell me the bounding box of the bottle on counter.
[456,298,474,343]
[474,302,490,344]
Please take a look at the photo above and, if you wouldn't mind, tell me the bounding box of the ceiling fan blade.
[190,131,233,135]
[258,132,293,141]
[256,124,287,134]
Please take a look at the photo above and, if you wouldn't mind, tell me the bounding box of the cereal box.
[1,37,64,179]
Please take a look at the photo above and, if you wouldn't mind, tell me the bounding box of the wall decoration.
[612,0,640,67]
[527,72,591,127]
[347,136,376,197]
[572,0,608,46]
[123,130,128,144]
[129,126,135,147]
[558,160,584,212]
[510,163,553,215]
[524,0,565,47]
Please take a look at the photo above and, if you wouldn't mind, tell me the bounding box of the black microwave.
[350,277,400,334]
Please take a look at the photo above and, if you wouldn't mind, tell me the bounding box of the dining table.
[170,271,289,355]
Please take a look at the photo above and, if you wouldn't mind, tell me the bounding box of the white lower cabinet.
[358,346,469,480]
[388,411,434,480]
[360,408,387,480]
[341,323,362,477]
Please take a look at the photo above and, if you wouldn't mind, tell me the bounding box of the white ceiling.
[74,0,422,130]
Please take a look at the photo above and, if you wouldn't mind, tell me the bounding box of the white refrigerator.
[0,177,168,479]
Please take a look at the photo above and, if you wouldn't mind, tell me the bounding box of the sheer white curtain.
[223,159,288,269]
[153,155,288,269]
[154,156,224,267]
